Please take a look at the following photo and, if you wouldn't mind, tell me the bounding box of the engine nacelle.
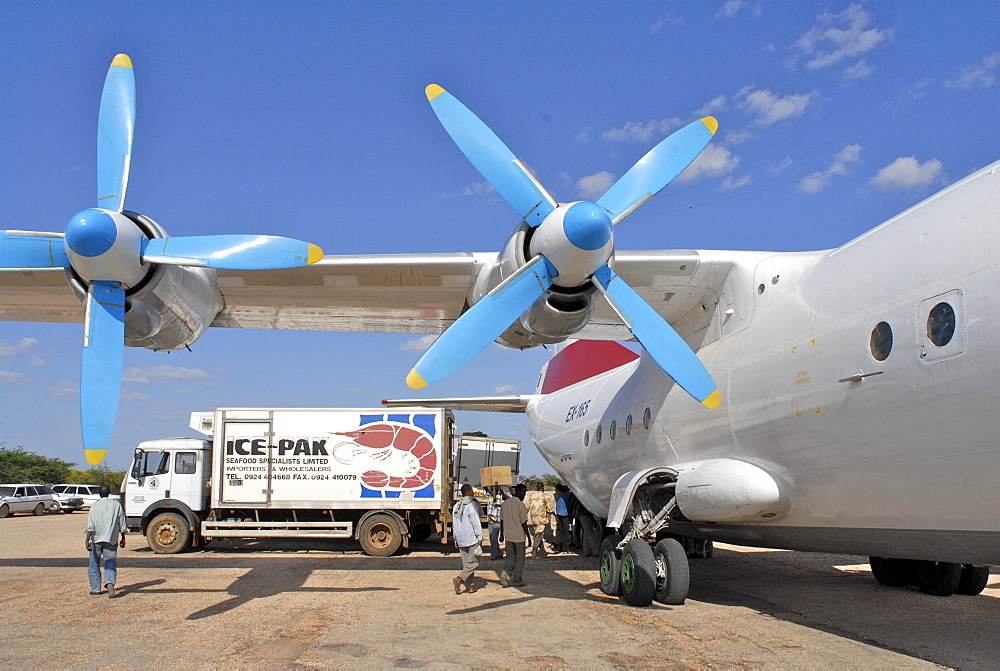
[67,212,223,351]
[674,459,790,523]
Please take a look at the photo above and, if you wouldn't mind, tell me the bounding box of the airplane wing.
[0,250,734,343]
[382,395,533,412]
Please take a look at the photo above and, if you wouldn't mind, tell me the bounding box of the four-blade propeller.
[0,55,324,465]
[410,84,721,410]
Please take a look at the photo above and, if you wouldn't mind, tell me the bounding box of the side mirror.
[130,449,144,480]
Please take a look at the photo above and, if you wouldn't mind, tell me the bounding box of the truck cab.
[124,438,212,552]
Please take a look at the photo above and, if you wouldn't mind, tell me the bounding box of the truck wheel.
[358,513,402,557]
[147,512,191,554]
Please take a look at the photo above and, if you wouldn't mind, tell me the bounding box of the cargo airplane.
[2,56,997,606]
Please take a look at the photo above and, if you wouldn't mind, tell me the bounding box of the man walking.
[524,481,555,558]
[451,483,483,594]
[485,486,505,560]
[85,484,127,597]
[499,483,528,588]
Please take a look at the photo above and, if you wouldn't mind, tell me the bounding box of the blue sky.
[1,1,998,474]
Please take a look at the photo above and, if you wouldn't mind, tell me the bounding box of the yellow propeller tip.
[111,54,133,69]
[307,244,324,264]
[84,449,107,466]
[425,84,446,101]
[700,116,718,135]
[406,369,428,389]
[701,389,722,409]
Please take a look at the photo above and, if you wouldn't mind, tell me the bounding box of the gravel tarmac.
[0,512,996,669]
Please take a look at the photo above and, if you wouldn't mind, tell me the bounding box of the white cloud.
[576,171,616,200]
[737,87,818,126]
[601,118,684,143]
[0,370,30,383]
[28,356,46,367]
[946,51,1000,89]
[721,173,752,190]
[870,156,943,191]
[769,156,793,175]
[794,3,892,70]
[121,390,149,401]
[122,364,212,384]
[694,95,727,117]
[841,59,874,80]
[675,144,740,183]
[494,384,518,394]
[462,181,496,198]
[723,129,754,146]
[649,13,682,33]
[797,144,863,194]
[49,380,79,397]
[400,334,437,352]
[715,0,760,19]
[0,337,39,358]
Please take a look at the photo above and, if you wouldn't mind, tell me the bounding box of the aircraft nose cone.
[65,209,118,257]
[563,202,612,251]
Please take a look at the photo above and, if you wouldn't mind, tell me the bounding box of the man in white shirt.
[451,484,483,594]
[85,484,127,597]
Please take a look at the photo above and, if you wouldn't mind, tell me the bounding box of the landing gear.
[619,539,656,607]
[917,561,962,596]
[869,556,914,587]
[653,538,690,605]
[599,534,622,596]
[870,556,989,596]
[956,564,990,596]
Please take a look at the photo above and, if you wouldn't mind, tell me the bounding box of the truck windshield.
[132,450,170,479]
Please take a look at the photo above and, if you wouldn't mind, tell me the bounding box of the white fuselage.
[528,161,1000,565]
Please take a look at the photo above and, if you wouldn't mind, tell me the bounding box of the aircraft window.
[610,421,617,441]
[643,408,651,430]
[927,302,956,347]
[625,414,633,435]
[870,321,893,361]
[583,430,590,447]
[757,284,765,295]
[595,424,602,444]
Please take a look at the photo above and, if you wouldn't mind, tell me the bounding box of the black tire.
[917,561,962,596]
[599,534,622,596]
[0,503,9,518]
[869,556,914,587]
[358,513,402,557]
[619,539,657,607]
[956,565,990,596]
[409,523,433,543]
[33,503,45,516]
[653,538,690,605]
[147,512,191,554]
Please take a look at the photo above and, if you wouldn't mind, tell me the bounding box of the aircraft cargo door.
[218,421,273,504]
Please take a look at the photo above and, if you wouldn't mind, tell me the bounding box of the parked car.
[50,484,119,509]
[0,484,61,517]
[46,485,86,513]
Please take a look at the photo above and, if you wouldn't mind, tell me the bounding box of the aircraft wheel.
[619,539,656,607]
[653,538,690,605]
[869,556,914,587]
[599,534,622,596]
[917,561,962,596]
[955,565,990,596]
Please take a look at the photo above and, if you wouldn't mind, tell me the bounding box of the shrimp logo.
[331,415,438,496]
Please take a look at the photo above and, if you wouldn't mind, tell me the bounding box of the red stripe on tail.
[540,341,639,394]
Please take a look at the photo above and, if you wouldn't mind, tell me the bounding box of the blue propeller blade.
[0,231,70,268]
[426,85,556,226]
[597,117,718,224]
[80,281,126,465]
[407,255,555,388]
[143,235,323,269]
[97,54,136,212]
[592,265,720,408]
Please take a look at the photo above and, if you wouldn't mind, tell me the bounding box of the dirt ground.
[0,512,997,669]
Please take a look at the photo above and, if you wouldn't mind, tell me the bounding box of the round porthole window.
[610,420,617,441]
[927,302,956,347]
[643,407,651,430]
[625,414,633,435]
[870,321,893,361]
[595,424,602,444]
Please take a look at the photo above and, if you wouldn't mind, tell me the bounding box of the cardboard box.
[480,465,513,487]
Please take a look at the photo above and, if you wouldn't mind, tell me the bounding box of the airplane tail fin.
[538,340,640,395]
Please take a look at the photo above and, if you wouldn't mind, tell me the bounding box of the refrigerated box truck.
[453,432,521,490]
[124,408,460,556]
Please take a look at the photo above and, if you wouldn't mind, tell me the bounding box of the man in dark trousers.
[85,484,127,597]
[499,483,528,587]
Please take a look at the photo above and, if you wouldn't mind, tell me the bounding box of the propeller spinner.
[409,84,721,410]
[0,55,324,465]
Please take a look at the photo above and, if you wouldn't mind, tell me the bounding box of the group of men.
[451,480,600,594]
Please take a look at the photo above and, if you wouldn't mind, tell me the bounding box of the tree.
[521,473,564,488]
[66,465,126,494]
[0,443,73,483]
